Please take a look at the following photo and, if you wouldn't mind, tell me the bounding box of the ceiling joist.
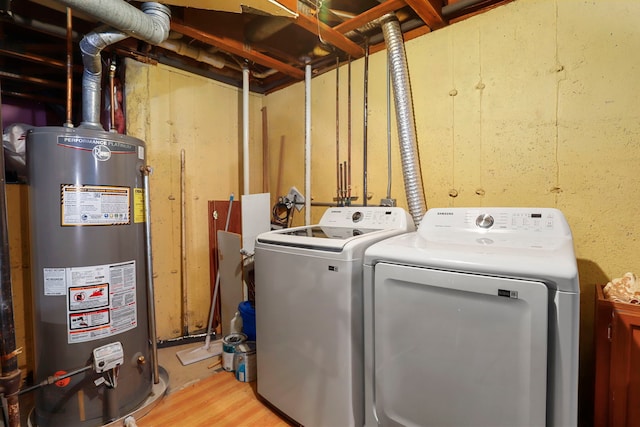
[404,0,447,29]
[171,21,305,79]
[294,13,364,58]
[2,0,515,100]
[333,0,406,35]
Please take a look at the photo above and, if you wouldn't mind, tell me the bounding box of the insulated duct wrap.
[380,14,427,225]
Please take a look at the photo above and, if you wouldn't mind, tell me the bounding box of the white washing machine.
[363,207,580,427]
[255,207,414,427]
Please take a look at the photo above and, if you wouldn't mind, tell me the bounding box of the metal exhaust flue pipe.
[53,1,171,129]
[380,13,427,225]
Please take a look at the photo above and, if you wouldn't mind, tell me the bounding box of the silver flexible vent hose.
[54,1,171,129]
[380,13,427,225]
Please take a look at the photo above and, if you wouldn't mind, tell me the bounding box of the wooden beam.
[294,14,364,58]
[171,21,305,80]
[404,0,447,29]
[334,0,407,35]
[369,23,431,54]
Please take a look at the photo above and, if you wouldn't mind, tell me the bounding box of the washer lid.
[365,207,579,293]
[256,207,414,252]
[257,225,401,252]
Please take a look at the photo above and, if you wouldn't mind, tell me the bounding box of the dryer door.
[371,264,548,427]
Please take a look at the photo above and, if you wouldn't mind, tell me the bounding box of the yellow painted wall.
[4,0,637,421]
[6,184,33,375]
[125,61,264,340]
[265,0,640,423]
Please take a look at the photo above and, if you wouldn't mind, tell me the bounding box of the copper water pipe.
[347,56,352,204]
[335,57,340,205]
[65,7,73,127]
[109,60,116,131]
[363,42,369,206]
[0,71,66,89]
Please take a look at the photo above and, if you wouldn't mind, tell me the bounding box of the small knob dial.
[352,211,363,223]
[475,214,494,229]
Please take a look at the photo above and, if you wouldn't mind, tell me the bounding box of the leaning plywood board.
[217,231,243,337]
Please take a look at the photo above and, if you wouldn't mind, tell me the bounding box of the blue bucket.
[239,301,256,341]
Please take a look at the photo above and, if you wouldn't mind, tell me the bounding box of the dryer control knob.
[475,214,494,229]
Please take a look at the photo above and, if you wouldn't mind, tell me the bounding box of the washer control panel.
[319,207,412,230]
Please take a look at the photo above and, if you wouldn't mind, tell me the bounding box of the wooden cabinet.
[594,284,640,426]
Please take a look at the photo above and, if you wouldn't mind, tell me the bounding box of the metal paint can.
[222,332,247,372]
[234,341,257,382]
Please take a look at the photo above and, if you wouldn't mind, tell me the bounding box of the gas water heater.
[27,126,153,426]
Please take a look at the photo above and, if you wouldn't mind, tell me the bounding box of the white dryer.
[363,207,579,427]
[255,207,414,427]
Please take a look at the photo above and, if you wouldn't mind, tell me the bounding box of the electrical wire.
[315,0,327,45]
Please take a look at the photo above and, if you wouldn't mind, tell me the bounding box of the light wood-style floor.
[136,370,293,427]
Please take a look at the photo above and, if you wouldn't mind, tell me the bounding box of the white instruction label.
[61,185,131,226]
[43,268,67,296]
[65,261,138,344]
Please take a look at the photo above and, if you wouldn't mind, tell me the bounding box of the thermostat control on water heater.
[93,342,124,373]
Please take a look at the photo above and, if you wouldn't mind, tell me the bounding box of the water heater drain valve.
[93,342,124,373]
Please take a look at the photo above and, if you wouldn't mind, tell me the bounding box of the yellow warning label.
[134,188,146,223]
[61,184,130,226]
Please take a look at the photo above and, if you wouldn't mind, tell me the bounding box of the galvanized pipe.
[380,13,427,225]
[304,62,312,225]
[347,57,352,204]
[363,42,369,206]
[243,66,250,195]
[335,57,340,205]
[54,1,171,129]
[142,167,159,384]
[386,58,392,200]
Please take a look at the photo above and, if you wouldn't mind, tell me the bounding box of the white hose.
[124,416,138,427]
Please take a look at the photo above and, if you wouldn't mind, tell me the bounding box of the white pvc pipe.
[243,66,250,195]
[304,63,311,226]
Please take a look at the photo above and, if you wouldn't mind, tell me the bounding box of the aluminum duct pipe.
[380,13,427,226]
[79,28,128,129]
[54,1,171,129]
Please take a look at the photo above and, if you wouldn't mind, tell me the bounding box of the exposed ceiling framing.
[0,0,513,118]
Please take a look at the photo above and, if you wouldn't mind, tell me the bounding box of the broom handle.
[204,194,234,348]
